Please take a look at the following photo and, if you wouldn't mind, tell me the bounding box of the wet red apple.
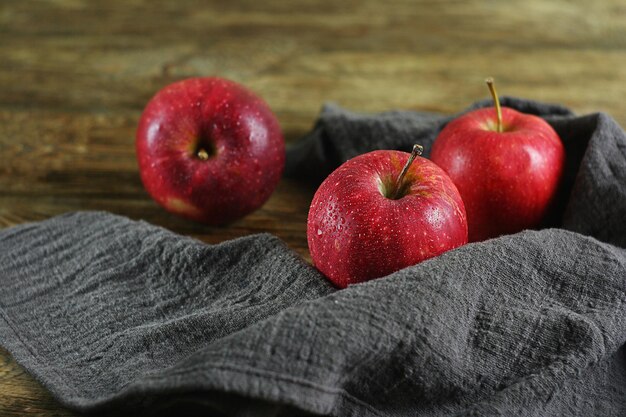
[136,77,285,225]
[431,78,565,242]
[307,145,468,288]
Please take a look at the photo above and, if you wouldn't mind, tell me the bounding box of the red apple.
[430,78,565,242]
[136,77,285,225]
[307,145,468,288]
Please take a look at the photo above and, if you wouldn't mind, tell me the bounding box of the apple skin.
[307,150,468,288]
[136,77,285,225]
[430,107,565,242]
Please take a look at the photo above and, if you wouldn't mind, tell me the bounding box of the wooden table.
[1,0,624,414]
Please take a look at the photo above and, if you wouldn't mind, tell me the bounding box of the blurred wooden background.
[0,0,625,415]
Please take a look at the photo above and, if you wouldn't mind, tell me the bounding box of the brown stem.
[485,77,503,133]
[197,148,210,160]
[392,144,423,199]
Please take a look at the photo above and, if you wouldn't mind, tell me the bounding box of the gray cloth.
[1,98,626,416]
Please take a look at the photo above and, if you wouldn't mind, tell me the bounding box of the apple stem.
[485,77,503,133]
[197,148,210,160]
[392,144,423,199]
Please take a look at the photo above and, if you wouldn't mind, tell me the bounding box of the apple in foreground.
[307,145,468,288]
[430,78,565,242]
[136,77,285,225]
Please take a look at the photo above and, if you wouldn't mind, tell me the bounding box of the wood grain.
[0,0,625,414]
